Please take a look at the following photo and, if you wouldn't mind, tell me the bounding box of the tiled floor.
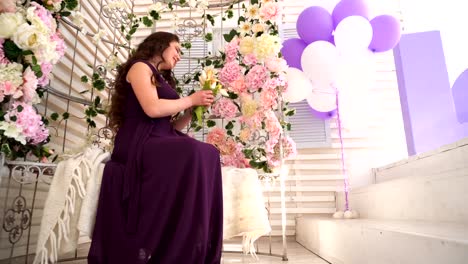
[2,237,329,264]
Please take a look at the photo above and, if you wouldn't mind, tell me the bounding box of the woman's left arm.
[172,108,192,131]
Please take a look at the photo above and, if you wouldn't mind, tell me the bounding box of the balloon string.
[335,87,350,211]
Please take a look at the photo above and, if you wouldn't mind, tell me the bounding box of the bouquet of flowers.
[0,0,78,160]
[193,66,227,125]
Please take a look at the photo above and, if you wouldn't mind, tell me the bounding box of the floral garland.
[192,0,297,173]
[0,0,78,160]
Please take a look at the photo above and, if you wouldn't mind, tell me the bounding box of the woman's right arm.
[127,62,213,118]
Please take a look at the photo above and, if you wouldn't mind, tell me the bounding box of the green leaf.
[81,75,89,83]
[223,29,238,43]
[32,55,37,65]
[1,144,11,157]
[207,120,216,127]
[250,0,258,4]
[226,10,234,19]
[62,112,70,120]
[92,79,106,91]
[286,123,292,131]
[206,14,215,26]
[16,105,23,112]
[22,50,33,56]
[179,0,186,5]
[205,59,212,66]
[285,109,296,116]
[227,92,238,100]
[60,11,71,17]
[50,113,59,121]
[149,10,160,20]
[204,33,213,42]
[4,40,22,62]
[94,96,101,107]
[142,16,153,27]
[65,0,79,10]
[225,121,234,130]
[31,64,43,78]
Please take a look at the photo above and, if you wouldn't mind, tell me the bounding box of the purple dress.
[88,60,223,264]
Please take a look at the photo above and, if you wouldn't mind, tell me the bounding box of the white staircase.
[296,137,468,264]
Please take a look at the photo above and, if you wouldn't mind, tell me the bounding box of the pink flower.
[206,127,226,146]
[239,111,264,130]
[212,97,238,119]
[265,57,287,73]
[264,110,281,145]
[260,2,281,21]
[267,136,297,167]
[6,102,49,145]
[219,61,242,85]
[0,0,16,12]
[21,67,39,103]
[245,65,268,92]
[228,77,247,94]
[0,39,10,64]
[225,38,239,62]
[38,62,53,86]
[242,54,257,66]
[1,81,22,99]
[221,142,249,168]
[51,33,66,57]
[31,2,55,30]
[260,87,278,110]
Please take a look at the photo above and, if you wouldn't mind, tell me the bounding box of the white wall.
[399,0,468,86]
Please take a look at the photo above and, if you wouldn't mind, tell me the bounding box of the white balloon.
[301,41,340,87]
[283,67,313,103]
[334,16,373,56]
[306,84,337,112]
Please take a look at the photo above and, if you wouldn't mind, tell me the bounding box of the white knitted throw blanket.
[33,147,110,264]
[222,167,271,258]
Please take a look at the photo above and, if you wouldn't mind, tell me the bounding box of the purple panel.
[394,31,468,156]
[452,69,468,123]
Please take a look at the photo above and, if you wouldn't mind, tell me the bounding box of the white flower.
[53,2,62,12]
[92,29,107,44]
[197,0,209,10]
[107,1,127,9]
[12,23,48,50]
[0,12,26,39]
[36,42,61,64]
[71,11,85,28]
[252,23,266,33]
[148,2,165,13]
[188,0,198,8]
[105,54,120,71]
[254,34,281,61]
[246,4,260,19]
[0,121,26,145]
[0,62,24,92]
[26,6,51,34]
[239,22,251,36]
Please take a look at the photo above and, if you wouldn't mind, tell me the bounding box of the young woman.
[88,32,223,264]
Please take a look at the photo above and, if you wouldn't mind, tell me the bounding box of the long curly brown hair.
[108,31,180,132]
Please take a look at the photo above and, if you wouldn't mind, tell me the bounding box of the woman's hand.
[189,90,215,107]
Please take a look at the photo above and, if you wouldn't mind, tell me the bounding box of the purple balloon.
[369,15,401,52]
[281,38,307,70]
[296,6,334,44]
[310,107,337,120]
[452,69,468,123]
[332,0,370,28]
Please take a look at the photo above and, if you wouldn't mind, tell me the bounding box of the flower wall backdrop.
[0,0,78,160]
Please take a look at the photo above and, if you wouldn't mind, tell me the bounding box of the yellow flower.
[254,34,281,61]
[241,96,258,117]
[239,36,255,55]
